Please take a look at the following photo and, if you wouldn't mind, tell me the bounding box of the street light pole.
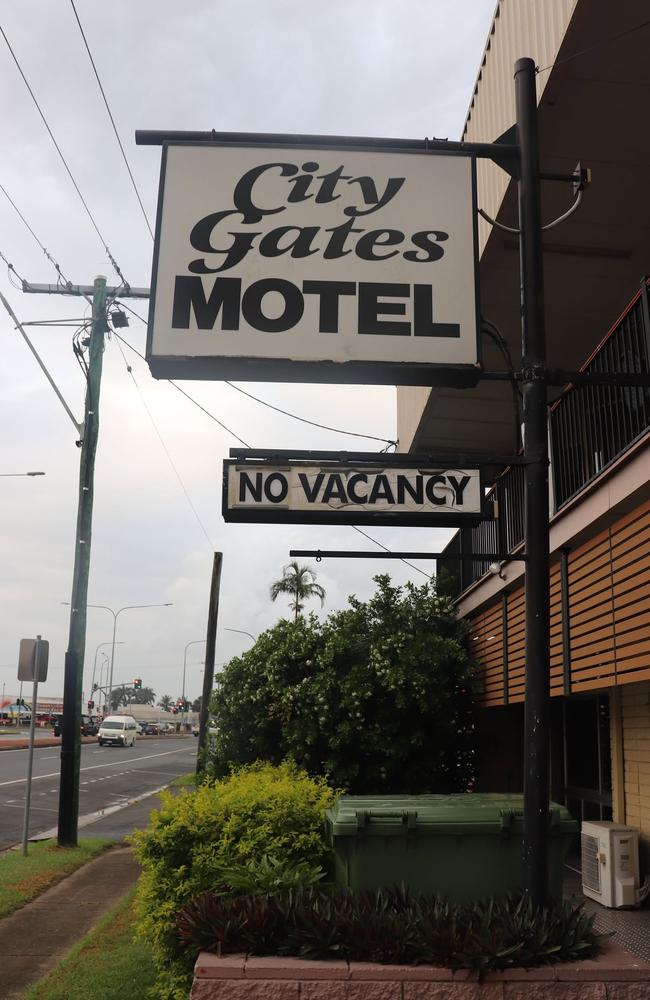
[224,627,255,642]
[90,641,124,706]
[182,640,206,730]
[61,601,172,713]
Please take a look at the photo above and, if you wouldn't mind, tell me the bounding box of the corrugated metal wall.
[470,496,650,704]
[463,0,578,251]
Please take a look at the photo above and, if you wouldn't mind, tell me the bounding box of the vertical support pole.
[107,611,118,716]
[515,57,551,906]
[21,665,40,856]
[196,552,223,775]
[58,275,107,847]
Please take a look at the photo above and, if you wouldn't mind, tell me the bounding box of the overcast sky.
[0,0,495,704]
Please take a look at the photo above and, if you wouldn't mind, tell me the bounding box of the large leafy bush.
[132,761,334,1000]
[176,886,605,972]
[209,575,478,792]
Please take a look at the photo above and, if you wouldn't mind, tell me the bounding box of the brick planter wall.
[191,944,650,998]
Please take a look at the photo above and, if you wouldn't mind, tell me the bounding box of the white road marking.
[0,747,192,788]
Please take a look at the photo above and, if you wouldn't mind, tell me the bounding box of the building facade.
[397,0,650,868]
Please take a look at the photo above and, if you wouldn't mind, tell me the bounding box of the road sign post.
[18,635,49,855]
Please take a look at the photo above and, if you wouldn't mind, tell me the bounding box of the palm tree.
[158,694,173,711]
[132,686,156,706]
[270,561,326,621]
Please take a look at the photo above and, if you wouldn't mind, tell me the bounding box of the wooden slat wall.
[621,681,650,866]
[469,497,650,705]
[470,601,504,707]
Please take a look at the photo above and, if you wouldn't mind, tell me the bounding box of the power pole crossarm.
[22,282,150,298]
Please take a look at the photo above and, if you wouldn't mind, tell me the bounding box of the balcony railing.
[439,279,650,596]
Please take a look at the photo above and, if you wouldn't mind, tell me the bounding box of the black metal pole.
[515,57,551,906]
[196,552,223,776]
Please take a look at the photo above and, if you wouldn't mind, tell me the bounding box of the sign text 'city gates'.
[147,139,480,385]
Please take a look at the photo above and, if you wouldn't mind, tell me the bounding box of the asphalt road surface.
[0,737,197,847]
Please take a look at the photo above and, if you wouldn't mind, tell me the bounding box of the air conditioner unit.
[581,821,640,908]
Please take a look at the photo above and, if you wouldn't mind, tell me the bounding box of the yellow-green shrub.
[132,761,335,1000]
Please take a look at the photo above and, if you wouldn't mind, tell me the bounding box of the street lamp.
[224,627,256,642]
[90,640,124,705]
[61,601,173,710]
[0,471,45,476]
[182,639,206,730]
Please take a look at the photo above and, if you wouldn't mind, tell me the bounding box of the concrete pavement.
[0,845,141,999]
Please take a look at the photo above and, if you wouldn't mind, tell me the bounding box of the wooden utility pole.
[58,275,107,846]
[196,552,223,775]
[19,279,150,844]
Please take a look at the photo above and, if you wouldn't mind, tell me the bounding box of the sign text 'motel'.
[223,462,482,527]
[147,142,479,385]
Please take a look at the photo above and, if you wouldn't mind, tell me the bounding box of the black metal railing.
[439,279,650,597]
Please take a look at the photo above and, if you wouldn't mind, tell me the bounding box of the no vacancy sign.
[223,461,482,526]
[147,139,480,385]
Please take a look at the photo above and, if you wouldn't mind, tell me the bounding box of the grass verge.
[22,890,156,1000]
[169,771,197,788]
[0,838,111,918]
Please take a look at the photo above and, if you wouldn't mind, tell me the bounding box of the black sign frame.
[222,456,486,528]
[146,134,482,387]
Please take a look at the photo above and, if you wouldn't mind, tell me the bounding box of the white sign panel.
[223,462,482,526]
[148,141,479,384]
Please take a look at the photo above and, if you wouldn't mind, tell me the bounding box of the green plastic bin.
[326,793,578,902]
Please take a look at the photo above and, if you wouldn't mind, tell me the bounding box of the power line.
[117,302,397,448]
[113,332,214,549]
[0,24,128,285]
[67,0,154,240]
[111,330,251,447]
[113,306,432,580]
[0,180,72,286]
[0,246,25,288]
[537,17,650,74]
[350,525,433,581]
[224,381,398,448]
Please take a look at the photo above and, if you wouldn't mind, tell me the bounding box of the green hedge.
[132,761,335,1000]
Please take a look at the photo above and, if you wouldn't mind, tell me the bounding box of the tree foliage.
[209,575,478,793]
[110,685,156,710]
[270,561,326,620]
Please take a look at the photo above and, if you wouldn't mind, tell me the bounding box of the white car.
[97,715,138,747]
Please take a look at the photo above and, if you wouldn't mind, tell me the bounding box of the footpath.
[0,845,140,999]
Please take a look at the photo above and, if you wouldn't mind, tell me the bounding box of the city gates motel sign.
[145,139,480,386]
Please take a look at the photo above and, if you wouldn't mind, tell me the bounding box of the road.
[0,737,197,847]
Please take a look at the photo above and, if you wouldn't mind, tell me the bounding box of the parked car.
[81,715,98,736]
[143,723,159,736]
[52,714,98,737]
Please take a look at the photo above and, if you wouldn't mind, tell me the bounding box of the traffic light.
[133,678,142,690]
[87,700,94,710]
